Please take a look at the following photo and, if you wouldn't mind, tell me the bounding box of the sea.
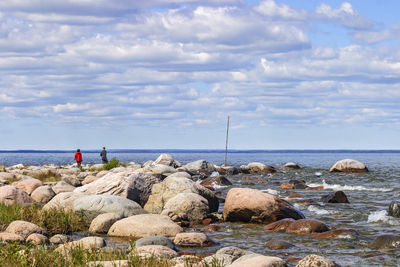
[1,150,399,266]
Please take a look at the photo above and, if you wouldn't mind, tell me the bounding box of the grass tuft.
[32,170,61,183]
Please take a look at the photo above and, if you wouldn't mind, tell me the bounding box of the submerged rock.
[247,162,276,173]
[265,239,295,250]
[329,159,368,173]
[200,176,232,189]
[284,162,301,169]
[263,218,295,231]
[223,188,304,223]
[388,201,400,218]
[370,234,400,249]
[286,219,330,235]
[321,191,349,203]
[312,228,359,239]
[174,232,216,247]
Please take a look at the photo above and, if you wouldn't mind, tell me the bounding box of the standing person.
[100,147,108,163]
[74,149,82,168]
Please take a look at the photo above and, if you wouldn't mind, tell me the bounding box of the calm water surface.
[1,151,399,266]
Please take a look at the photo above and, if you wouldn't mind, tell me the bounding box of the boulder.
[184,160,216,173]
[15,178,43,195]
[135,236,178,251]
[49,234,72,244]
[321,191,349,203]
[200,176,232,188]
[73,195,146,221]
[82,175,98,185]
[247,162,276,173]
[203,254,234,266]
[43,192,88,211]
[286,219,330,235]
[0,179,9,186]
[265,239,295,250]
[89,212,125,234]
[296,254,340,267]
[0,172,15,180]
[153,154,182,168]
[370,235,400,249]
[31,185,56,203]
[0,232,24,242]
[96,170,109,178]
[145,164,177,176]
[134,245,178,259]
[173,232,215,247]
[144,176,218,214]
[166,172,192,179]
[329,159,368,173]
[223,188,304,223]
[52,181,76,194]
[312,228,359,239]
[108,214,183,238]
[74,172,160,207]
[161,193,209,223]
[26,233,48,244]
[5,220,47,239]
[284,162,301,169]
[0,185,33,206]
[228,255,286,267]
[388,201,400,218]
[62,177,82,187]
[216,246,249,261]
[263,218,295,231]
[56,236,106,252]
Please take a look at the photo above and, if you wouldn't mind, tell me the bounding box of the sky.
[1,0,400,150]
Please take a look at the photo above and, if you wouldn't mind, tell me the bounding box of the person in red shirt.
[74,149,82,168]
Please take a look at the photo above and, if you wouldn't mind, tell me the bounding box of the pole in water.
[224,115,230,166]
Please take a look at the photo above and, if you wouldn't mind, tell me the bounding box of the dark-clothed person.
[100,147,108,163]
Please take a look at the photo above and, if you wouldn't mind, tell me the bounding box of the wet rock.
[161,193,209,223]
[73,194,146,222]
[200,176,232,188]
[56,236,106,252]
[203,225,221,232]
[288,193,302,199]
[75,172,160,207]
[174,232,216,247]
[281,183,294,189]
[31,185,56,203]
[312,228,359,239]
[229,255,286,267]
[239,165,250,174]
[144,176,218,214]
[223,188,304,223]
[50,234,72,244]
[263,218,295,231]
[265,239,295,250]
[0,232,24,242]
[321,191,349,203]
[89,212,125,234]
[62,177,82,187]
[6,220,47,239]
[295,199,320,206]
[153,154,182,168]
[135,236,178,251]
[15,178,43,195]
[286,219,330,235]
[52,181,76,194]
[43,192,87,211]
[284,162,301,169]
[329,159,368,173]
[184,160,216,173]
[26,233,48,244]
[388,201,400,218]
[135,245,178,258]
[293,183,308,189]
[0,185,33,206]
[108,214,183,238]
[306,185,324,190]
[296,254,340,267]
[370,235,400,249]
[247,162,276,173]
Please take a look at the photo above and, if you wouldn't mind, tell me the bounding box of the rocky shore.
[0,154,398,266]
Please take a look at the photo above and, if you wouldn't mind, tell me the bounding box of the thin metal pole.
[224,115,230,166]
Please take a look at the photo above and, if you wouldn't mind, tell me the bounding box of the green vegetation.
[0,203,88,235]
[103,157,120,170]
[32,170,61,183]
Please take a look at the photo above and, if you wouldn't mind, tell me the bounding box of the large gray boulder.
[329,159,368,173]
[161,193,209,223]
[52,181,76,194]
[74,172,160,206]
[15,178,43,195]
[89,213,125,234]
[153,154,182,168]
[31,185,56,203]
[145,164,177,176]
[0,185,33,206]
[184,160,216,173]
[108,214,183,238]
[296,254,340,267]
[6,220,47,239]
[73,195,146,221]
[144,176,218,214]
[43,192,88,211]
[135,236,178,251]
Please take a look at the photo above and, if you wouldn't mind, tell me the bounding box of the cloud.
[353,24,400,44]
[254,0,307,20]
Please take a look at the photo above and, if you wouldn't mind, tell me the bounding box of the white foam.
[314,172,322,176]
[308,180,393,192]
[261,189,279,195]
[307,205,331,215]
[367,210,400,226]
